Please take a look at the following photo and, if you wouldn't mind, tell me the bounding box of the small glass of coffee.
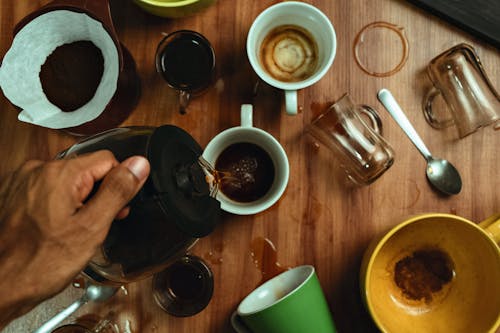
[51,314,118,333]
[155,30,216,114]
[152,255,214,317]
[51,324,91,333]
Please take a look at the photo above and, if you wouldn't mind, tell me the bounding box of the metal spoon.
[377,89,462,195]
[34,283,118,333]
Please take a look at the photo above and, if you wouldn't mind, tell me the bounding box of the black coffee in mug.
[215,142,275,202]
[156,31,215,93]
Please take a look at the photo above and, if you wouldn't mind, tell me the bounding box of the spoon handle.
[33,297,88,333]
[377,89,432,160]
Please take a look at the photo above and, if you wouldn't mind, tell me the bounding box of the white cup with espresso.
[202,104,289,215]
[246,1,336,115]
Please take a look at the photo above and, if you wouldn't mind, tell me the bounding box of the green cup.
[231,265,337,333]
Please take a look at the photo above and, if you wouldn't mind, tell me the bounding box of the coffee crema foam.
[260,25,318,82]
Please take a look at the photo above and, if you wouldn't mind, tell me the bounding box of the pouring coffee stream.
[377,89,462,195]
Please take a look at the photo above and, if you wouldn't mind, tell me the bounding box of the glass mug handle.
[422,86,454,129]
[358,104,383,134]
[179,91,191,115]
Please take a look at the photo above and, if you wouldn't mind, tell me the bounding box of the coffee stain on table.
[250,237,289,286]
[353,21,409,77]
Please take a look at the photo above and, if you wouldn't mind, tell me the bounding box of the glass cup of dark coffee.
[155,30,216,114]
[51,314,118,333]
[152,255,214,317]
[202,104,289,215]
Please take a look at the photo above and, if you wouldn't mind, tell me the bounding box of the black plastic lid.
[148,125,220,238]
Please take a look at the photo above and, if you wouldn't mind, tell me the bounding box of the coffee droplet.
[394,248,454,303]
[260,25,318,82]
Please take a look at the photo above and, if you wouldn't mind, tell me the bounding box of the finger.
[70,150,119,181]
[66,150,120,202]
[75,156,150,233]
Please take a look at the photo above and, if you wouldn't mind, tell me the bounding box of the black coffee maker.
[57,125,221,284]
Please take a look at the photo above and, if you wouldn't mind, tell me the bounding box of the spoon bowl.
[426,157,462,195]
[377,89,462,195]
[85,283,118,302]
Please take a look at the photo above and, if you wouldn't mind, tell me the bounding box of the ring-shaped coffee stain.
[353,21,409,77]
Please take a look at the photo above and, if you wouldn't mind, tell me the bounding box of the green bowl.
[133,0,217,18]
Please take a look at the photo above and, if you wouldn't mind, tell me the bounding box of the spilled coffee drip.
[39,41,104,111]
[260,25,318,82]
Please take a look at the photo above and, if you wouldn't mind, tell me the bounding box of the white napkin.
[0,10,119,129]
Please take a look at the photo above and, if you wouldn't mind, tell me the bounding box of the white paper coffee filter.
[0,10,119,129]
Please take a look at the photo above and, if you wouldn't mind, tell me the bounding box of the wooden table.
[1,0,499,332]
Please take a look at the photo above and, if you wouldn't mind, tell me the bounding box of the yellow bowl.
[360,213,500,333]
[133,0,216,18]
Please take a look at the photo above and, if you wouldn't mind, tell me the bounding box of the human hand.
[0,150,150,328]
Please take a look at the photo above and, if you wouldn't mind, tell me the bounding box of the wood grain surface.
[1,0,499,332]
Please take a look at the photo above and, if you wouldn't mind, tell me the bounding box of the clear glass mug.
[155,30,216,114]
[424,43,499,138]
[51,315,117,333]
[307,94,395,186]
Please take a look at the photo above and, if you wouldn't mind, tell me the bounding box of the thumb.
[77,156,150,232]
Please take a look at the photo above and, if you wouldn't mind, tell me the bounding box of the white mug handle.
[284,90,298,115]
[231,312,252,333]
[241,104,254,127]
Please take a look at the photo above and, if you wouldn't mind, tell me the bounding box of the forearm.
[0,238,40,329]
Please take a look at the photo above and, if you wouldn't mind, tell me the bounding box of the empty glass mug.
[423,43,499,138]
[307,94,395,186]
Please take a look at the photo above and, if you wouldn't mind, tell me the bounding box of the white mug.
[246,1,336,115]
[202,104,289,215]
